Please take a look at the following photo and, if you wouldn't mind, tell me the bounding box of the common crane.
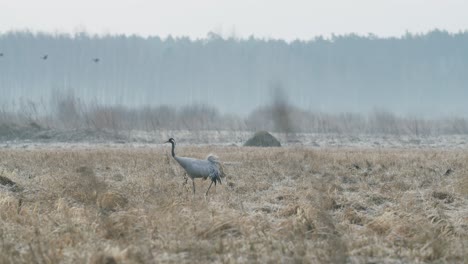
[165,138,223,195]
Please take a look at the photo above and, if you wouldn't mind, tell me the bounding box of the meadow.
[0,145,467,263]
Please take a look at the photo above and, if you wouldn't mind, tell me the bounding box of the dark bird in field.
[165,138,224,195]
[93,58,100,63]
[42,55,48,60]
[444,168,454,176]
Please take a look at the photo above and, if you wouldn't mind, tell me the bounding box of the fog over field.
[1,30,468,117]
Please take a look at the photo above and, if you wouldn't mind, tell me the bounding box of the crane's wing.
[175,156,211,178]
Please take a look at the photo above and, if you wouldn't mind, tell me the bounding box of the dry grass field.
[0,145,467,263]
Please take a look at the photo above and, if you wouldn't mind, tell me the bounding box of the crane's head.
[165,138,175,144]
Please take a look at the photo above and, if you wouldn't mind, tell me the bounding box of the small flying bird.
[92,58,100,63]
[42,55,48,60]
[165,138,224,195]
[0,53,3,57]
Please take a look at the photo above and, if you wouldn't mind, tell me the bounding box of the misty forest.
[1,30,468,137]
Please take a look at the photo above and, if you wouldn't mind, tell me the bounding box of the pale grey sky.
[1,0,467,40]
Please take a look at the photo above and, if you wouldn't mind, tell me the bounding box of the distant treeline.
[1,29,468,116]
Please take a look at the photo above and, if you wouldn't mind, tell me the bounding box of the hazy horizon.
[2,0,468,41]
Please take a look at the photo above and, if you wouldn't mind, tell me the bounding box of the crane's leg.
[205,180,214,196]
[192,179,196,195]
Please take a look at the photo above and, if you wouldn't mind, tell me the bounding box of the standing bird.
[42,55,48,60]
[165,138,223,195]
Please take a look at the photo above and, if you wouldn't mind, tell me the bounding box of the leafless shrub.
[178,104,221,130]
[2,92,468,137]
[270,83,294,134]
[52,90,83,129]
[87,104,127,133]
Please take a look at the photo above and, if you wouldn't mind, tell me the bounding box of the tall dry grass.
[0,146,467,263]
[2,93,468,139]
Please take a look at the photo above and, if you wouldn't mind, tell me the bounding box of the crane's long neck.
[170,141,176,157]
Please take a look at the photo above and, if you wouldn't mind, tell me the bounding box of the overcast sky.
[1,0,467,40]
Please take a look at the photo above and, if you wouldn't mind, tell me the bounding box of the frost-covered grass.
[0,146,467,263]
[2,129,468,150]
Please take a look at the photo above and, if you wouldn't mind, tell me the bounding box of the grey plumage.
[165,138,223,195]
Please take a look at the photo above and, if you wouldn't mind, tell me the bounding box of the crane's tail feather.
[209,167,222,186]
[209,173,222,184]
[207,154,226,179]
